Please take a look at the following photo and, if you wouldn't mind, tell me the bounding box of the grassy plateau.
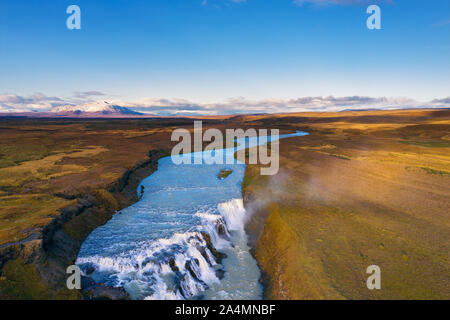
[0,109,448,299]
[241,109,449,299]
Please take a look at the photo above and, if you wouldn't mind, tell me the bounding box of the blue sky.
[0,0,449,114]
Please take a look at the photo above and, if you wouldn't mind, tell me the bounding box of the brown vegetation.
[242,108,450,299]
[0,118,186,299]
[0,109,448,299]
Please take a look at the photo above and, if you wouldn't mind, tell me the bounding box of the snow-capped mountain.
[51,101,142,115]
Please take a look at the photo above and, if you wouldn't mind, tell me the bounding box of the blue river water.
[76,131,308,300]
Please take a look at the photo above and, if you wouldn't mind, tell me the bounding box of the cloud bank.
[120,96,450,116]
[1,93,447,116]
[294,0,365,5]
[0,92,108,113]
[201,0,387,6]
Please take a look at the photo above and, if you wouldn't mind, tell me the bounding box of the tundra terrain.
[0,109,448,299]
[242,109,450,299]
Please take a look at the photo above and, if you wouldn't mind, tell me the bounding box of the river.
[76,131,308,300]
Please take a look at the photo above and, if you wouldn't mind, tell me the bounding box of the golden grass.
[243,110,450,299]
[0,194,75,245]
[0,146,107,189]
[0,258,79,300]
[0,120,177,248]
[0,111,448,299]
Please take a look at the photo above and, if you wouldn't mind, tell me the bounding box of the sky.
[0,0,449,114]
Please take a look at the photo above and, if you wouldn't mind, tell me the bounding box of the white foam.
[218,199,247,232]
[76,199,253,300]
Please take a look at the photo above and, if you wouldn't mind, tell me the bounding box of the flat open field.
[242,109,450,299]
[0,109,449,299]
[0,118,194,298]
[0,117,238,299]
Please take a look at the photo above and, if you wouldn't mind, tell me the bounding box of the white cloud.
[0,92,107,113]
[202,0,246,6]
[293,0,387,6]
[110,96,450,116]
[72,91,107,99]
[1,93,448,115]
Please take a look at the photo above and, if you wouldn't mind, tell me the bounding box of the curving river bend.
[76,131,308,300]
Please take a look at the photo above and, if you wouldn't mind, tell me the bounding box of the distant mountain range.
[50,101,143,116]
[0,101,155,118]
[0,101,234,119]
[1,99,448,119]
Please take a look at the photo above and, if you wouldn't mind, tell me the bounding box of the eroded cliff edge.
[0,150,165,299]
[241,118,450,299]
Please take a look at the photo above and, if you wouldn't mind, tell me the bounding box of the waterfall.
[77,198,252,300]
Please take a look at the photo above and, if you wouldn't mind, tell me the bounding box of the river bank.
[0,149,166,299]
[1,109,448,299]
[73,133,306,300]
[0,118,190,299]
[240,110,450,299]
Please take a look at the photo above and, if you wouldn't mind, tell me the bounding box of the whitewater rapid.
[76,131,308,300]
